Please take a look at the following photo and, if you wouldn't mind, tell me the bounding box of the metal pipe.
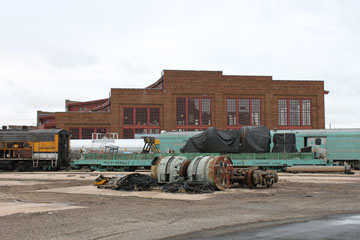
[285,166,348,173]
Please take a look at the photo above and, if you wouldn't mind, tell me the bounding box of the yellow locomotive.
[0,129,70,171]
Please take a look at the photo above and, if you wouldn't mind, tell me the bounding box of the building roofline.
[272,80,324,83]
[66,98,109,107]
[146,76,163,89]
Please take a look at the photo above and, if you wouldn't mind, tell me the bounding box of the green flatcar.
[71,129,360,171]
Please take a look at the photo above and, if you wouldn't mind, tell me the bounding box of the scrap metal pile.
[94,155,278,193]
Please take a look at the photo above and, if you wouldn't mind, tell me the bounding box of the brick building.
[37,70,328,139]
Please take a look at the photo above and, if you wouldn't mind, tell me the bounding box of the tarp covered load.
[272,133,298,153]
[239,126,271,153]
[273,133,296,145]
[180,127,241,153]
[180,126,271,153]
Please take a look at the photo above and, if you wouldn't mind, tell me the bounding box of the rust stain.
[207,156,233,191]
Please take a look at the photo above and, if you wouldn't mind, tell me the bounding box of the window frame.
[123,107,161,138]
[226,98,261,129]
[68,127,107,139]
[278,99,312,129]
[175,97,212,131]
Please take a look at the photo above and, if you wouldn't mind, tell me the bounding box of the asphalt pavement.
[194,214,360,240]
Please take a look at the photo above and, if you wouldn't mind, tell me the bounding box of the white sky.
[1,0,359,128]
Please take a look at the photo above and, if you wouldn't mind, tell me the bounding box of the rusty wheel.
[266,169,279,183]
[208,156,233,191]
[246,169,256,189]
[179,160,191,177]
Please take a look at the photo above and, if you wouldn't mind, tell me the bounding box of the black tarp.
[180,127,241,153]
[301,146,312,152]
[180,126,271,153]
[239,126,271,153]
[272,133,298,153]
[273,133,296,144]
[272,144,298,153]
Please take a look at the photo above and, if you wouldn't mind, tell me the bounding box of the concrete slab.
[0,201,86,217]
[0,172,130,181]
[37,185,214,201]
[0,181,52,186]
[278,172,360,184]
[279,179,360,184]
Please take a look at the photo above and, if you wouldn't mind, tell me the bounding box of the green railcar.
[274,129,360,169]
[71,129,360,171]
[72,151,329,172]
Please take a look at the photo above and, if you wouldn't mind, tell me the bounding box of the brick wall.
[52,70,326,138]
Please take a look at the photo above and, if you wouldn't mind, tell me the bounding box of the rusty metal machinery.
[187,155,234,191]
[150,155,278,191]
[232,168,279,189]
[150,156,190,183]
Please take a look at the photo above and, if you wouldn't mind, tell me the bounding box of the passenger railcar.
[0,129,70,171]
[274,129,360,169]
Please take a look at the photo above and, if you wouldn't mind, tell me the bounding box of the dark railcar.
[0,129,70,171]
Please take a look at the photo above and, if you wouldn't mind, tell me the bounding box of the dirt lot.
[0,171,360,240]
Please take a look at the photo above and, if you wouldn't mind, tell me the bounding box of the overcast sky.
[1,0,359,128]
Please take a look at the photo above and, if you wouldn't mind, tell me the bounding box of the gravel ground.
[0,171,360,240]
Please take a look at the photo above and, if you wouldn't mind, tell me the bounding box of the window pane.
[123,129,134,139]
[289,100,300,126]
[201,98,211,125]
[135,108,147,125]
[302,100,311,126]
[69,128,79,139]
[227,99,236,126]
[124,108,133,125]
[96,128,106,134]
[82,128,94,139]
[187,128,201,132]
[278,100,287,126]
[188,98,200,125]
[176,98,186,125]
[150,108,160,126]
[135,128,148,134]
[238,99,250,125]
[149,128,160,134]
[251,99,261,125]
